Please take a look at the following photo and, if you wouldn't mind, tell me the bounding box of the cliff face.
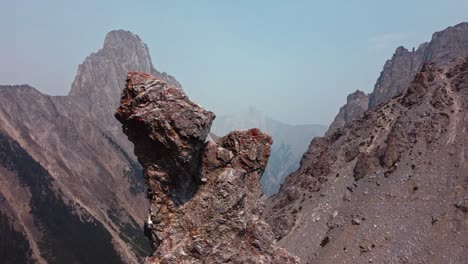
[370,22,468,108]
[116,72,299,263]
[0,30,178,263]
[211,108,326,196]
[369,45,429,108]
[327,22,468,134]
[266,59,468,263]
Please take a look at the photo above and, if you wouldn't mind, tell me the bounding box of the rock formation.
[371,22,468,108]
[211,107,326,196]
[327,22,468,134]
[0,30,176,263]
[266,59,468,263]
[326,90,369,136]
[116,72,299,263]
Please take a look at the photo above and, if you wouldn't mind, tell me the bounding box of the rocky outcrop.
[266,59,468,263]
[116,72,299,263]
[0,30,178,262]
[211,107,326,196]
[328,22,468,133]
[370,22,468,108]
[369,45,429,108]
[326,90,369,136]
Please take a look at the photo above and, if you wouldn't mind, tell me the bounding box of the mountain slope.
[0,30,177,263]
[0,131,123,263]
[211,107,326,196]
[266,59,468,263]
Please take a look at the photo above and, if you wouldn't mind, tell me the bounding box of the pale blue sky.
[1,0,468,125]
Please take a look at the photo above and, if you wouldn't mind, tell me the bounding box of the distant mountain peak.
[67,29,180,130]
[247,105,261,113]
[0,84,41,94]
[103,29,145,49]
[69,29,153,98]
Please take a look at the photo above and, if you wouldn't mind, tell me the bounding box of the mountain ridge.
[0,30,170,263]
[267,21,468,262]
[327,22,468,134]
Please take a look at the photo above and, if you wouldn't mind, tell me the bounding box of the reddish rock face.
[116,73,298,263]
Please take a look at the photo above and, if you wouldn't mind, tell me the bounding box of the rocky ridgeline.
[266,59,468,263]
[327,22,468,134]
[116,72,298,263]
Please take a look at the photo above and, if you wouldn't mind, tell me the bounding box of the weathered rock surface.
[266,59,468,263]
[211,107,326,196]
[116,72,299,263]
[328,22,468,134]
[371,22,468,108]
[326,90,369,136]
[369,45,429,108]
[0,30,177,263]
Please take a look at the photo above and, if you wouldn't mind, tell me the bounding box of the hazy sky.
[1,0,468,125]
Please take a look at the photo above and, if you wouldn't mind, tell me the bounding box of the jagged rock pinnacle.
[116,72,299,263]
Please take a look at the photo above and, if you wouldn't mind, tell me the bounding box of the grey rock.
[328,22,468,134]
[266,59,468,263]
[326,90,369,135]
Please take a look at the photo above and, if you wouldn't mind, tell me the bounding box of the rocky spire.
[116,72,298,263]
[69,30,180,130]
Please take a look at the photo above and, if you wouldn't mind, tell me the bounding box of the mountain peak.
[346,90,367,103]
[69,29,180,106]
[103,30,147,51]
[394,46,409,55]
[69,29,153,97]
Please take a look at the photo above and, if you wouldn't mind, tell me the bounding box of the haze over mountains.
[0,21,467,264]
[211,108,325,196]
